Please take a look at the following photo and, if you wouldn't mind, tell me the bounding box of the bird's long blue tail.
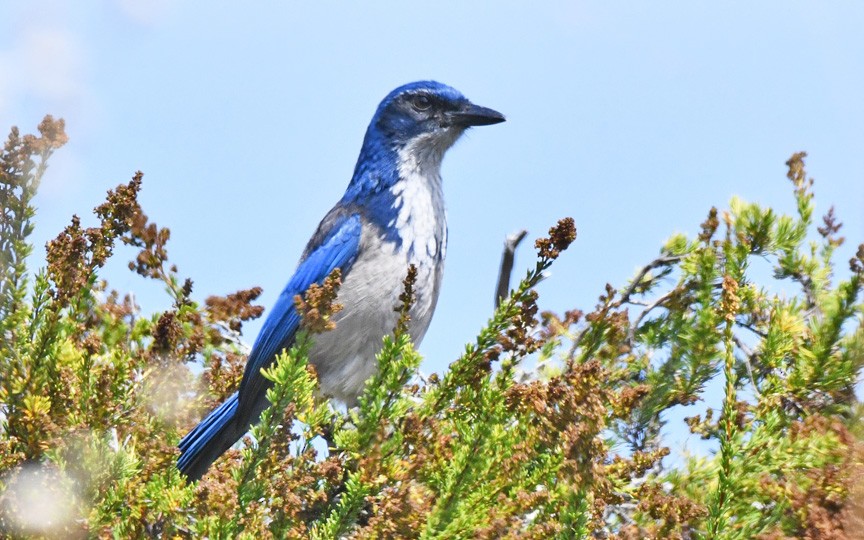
[178,391,242,480]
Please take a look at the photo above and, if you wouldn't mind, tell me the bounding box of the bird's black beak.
[446,102,506,127]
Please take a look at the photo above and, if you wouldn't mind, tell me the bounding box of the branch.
[616,255,682,307]
[570,255,683,353]
[735,321,767,338]
[627,287,681,344]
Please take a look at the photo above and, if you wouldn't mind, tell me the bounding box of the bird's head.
[362,81,504,171]
[371,81,505,146]
[347,81,504,200]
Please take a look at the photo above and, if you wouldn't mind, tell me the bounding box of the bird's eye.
[411,95,432,112]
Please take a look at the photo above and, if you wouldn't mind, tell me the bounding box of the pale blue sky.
[3,2,863,458]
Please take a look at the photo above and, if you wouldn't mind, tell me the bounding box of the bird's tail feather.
[178,391,242,481]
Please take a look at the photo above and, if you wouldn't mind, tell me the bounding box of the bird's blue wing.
[235,213,362,415]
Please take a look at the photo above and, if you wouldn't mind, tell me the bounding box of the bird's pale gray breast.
[308,175,446,404]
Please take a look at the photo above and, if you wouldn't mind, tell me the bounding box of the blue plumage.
[178,81,504,480]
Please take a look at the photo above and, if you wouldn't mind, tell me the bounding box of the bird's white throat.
[389,134,454,262]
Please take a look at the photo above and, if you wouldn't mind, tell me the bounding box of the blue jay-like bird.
[178,81,505,480]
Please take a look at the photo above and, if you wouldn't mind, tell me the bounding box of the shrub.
[0,117,861,538]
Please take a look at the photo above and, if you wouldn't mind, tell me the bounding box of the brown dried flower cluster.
[206,287,265,333]
[46,173,143,306]
[818,206,845,249]
[202,351,246,402]
[535,217,577,260]
[699,207,720,243]
[486,289,542,363]
[850,244,864,274]
[1,115,68,178]
[125,208,172,281]
[395,264,418,335]
[786,151,814,195]
[757,416,860,539]
[294,268,343,333]
[720,274,740,322]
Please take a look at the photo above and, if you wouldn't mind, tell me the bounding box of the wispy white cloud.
[0,24,86,119]
[0,20,88,201]
[115,0,174,26]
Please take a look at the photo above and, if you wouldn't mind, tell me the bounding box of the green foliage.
[0,120,862,539]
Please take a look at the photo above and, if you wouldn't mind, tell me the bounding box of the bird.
[177,81,505,481]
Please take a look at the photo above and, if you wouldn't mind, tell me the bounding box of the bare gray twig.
[495,229,528,308]
[617,255,682,307]
[627,287,681,344]
[735,321,768,338]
